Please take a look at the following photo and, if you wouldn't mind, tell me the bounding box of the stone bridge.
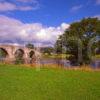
[0,44,40,63]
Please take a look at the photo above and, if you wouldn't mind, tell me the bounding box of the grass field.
[0,64,100,100]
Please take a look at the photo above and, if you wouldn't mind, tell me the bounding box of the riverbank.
[42,54,100,59]
[0,63,100,71]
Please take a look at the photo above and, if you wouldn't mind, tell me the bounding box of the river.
[39,58,100,68]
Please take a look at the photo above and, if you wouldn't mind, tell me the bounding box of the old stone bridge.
[0,44,41,63]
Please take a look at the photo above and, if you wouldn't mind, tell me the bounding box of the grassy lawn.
[0,64,100,100]
[95,55,100,59]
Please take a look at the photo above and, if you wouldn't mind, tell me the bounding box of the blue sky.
[0,0,100,46]
[0,0,100,26]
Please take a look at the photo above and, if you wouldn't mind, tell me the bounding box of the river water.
[39,58,100,68]
[39,59,71,67]
[0,57,100,68]
[91,59,100,69]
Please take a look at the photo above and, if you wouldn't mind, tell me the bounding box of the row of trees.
[55,18,100,65]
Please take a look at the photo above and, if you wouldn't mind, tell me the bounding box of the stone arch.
[14,49,25,58]
[0,48,9,62]
[28,50,36,64]
[29,50,35,58]
[14,49,25,64]
[0,48,9,58]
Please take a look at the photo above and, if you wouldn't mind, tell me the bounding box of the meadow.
[0,64,100,100]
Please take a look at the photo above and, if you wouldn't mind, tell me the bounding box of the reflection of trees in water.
[55,58,61,66]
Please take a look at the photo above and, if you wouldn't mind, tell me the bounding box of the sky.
[0,0,100,46]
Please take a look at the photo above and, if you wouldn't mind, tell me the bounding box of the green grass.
[0,64,100,100]
[95,54,100,59]
[42,54,70,59]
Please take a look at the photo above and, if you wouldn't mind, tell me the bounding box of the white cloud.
[70,5,83,12]
[93,15,100,19]
[0,0,39,11]
[0,15,70,46]
[0,2,16,11]
[18,6,34,11]
[96,0,100,5]
[17,0,37,3]
[61,23,70,30]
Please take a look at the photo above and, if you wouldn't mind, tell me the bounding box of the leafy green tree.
[26,43,34,49]
[55,18,100,65]
[41,47,54,55]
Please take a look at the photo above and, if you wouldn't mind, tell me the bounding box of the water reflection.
[39,58,71,67]
[39,58,100,68]
[91,59,100,68]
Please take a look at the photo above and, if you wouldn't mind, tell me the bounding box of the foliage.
[43,53,70,59]
[26,43,34,49]
[41,47,54,55]
[55,18,100,65]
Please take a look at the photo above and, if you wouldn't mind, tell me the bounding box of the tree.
[55,18,100,65]
[26,43,34,49]
[41,47,54,55]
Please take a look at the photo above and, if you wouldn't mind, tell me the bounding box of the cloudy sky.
[0,0,100,46]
